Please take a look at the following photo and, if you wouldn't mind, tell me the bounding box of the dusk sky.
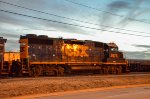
[0,0,150,59]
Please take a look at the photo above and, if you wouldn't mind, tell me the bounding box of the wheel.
[58,66,64,76]
[34,66,42,77]
[53,70,58,76]
[29,66,42,77]
[29,68,35,77]
[102,67,109,74]
[111,66,116,74]
[112,67,117,74]
[116,66,122,74]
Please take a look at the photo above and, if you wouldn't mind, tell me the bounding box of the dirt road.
[34,85,150,99]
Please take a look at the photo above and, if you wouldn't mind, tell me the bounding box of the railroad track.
[0,72,150,82]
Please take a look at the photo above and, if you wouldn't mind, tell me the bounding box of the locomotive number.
[110,54,118,58]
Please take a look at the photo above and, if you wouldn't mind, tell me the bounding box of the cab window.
[110,47,118,52]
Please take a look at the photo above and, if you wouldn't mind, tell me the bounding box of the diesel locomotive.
[0,34,129,77]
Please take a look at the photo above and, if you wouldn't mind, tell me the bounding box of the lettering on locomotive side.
[62,44,89,57]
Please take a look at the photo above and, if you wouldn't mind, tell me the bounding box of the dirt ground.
[0,74,150,98]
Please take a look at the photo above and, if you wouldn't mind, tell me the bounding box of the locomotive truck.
[0,34,129,77]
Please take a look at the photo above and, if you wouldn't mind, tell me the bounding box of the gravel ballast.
[0,74,150,98]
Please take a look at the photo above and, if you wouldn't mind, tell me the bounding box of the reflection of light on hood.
[73,44,78,51]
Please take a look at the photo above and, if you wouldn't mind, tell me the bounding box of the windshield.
[110,47,118,52]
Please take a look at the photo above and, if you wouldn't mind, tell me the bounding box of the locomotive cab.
[104,42,124,60]
[103,42,128,73]
[108,43,119,59]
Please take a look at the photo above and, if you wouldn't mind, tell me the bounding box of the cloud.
[0,0,95,36]
[100,1,130,33]
[3,38,19,51]
[132,44,150,49]
[108,1,130,11]
[38,19,94,35]
[0,33,20,39]
[117,0,149,28]
[0,0,150,59]
[124,51,150,59]
[100,0,150,33]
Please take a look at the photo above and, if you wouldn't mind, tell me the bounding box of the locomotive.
[0,34,129,77]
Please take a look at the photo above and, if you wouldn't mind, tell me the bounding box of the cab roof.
[107,42,118,48]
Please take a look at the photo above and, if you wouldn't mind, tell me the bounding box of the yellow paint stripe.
[30,62,103,65]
